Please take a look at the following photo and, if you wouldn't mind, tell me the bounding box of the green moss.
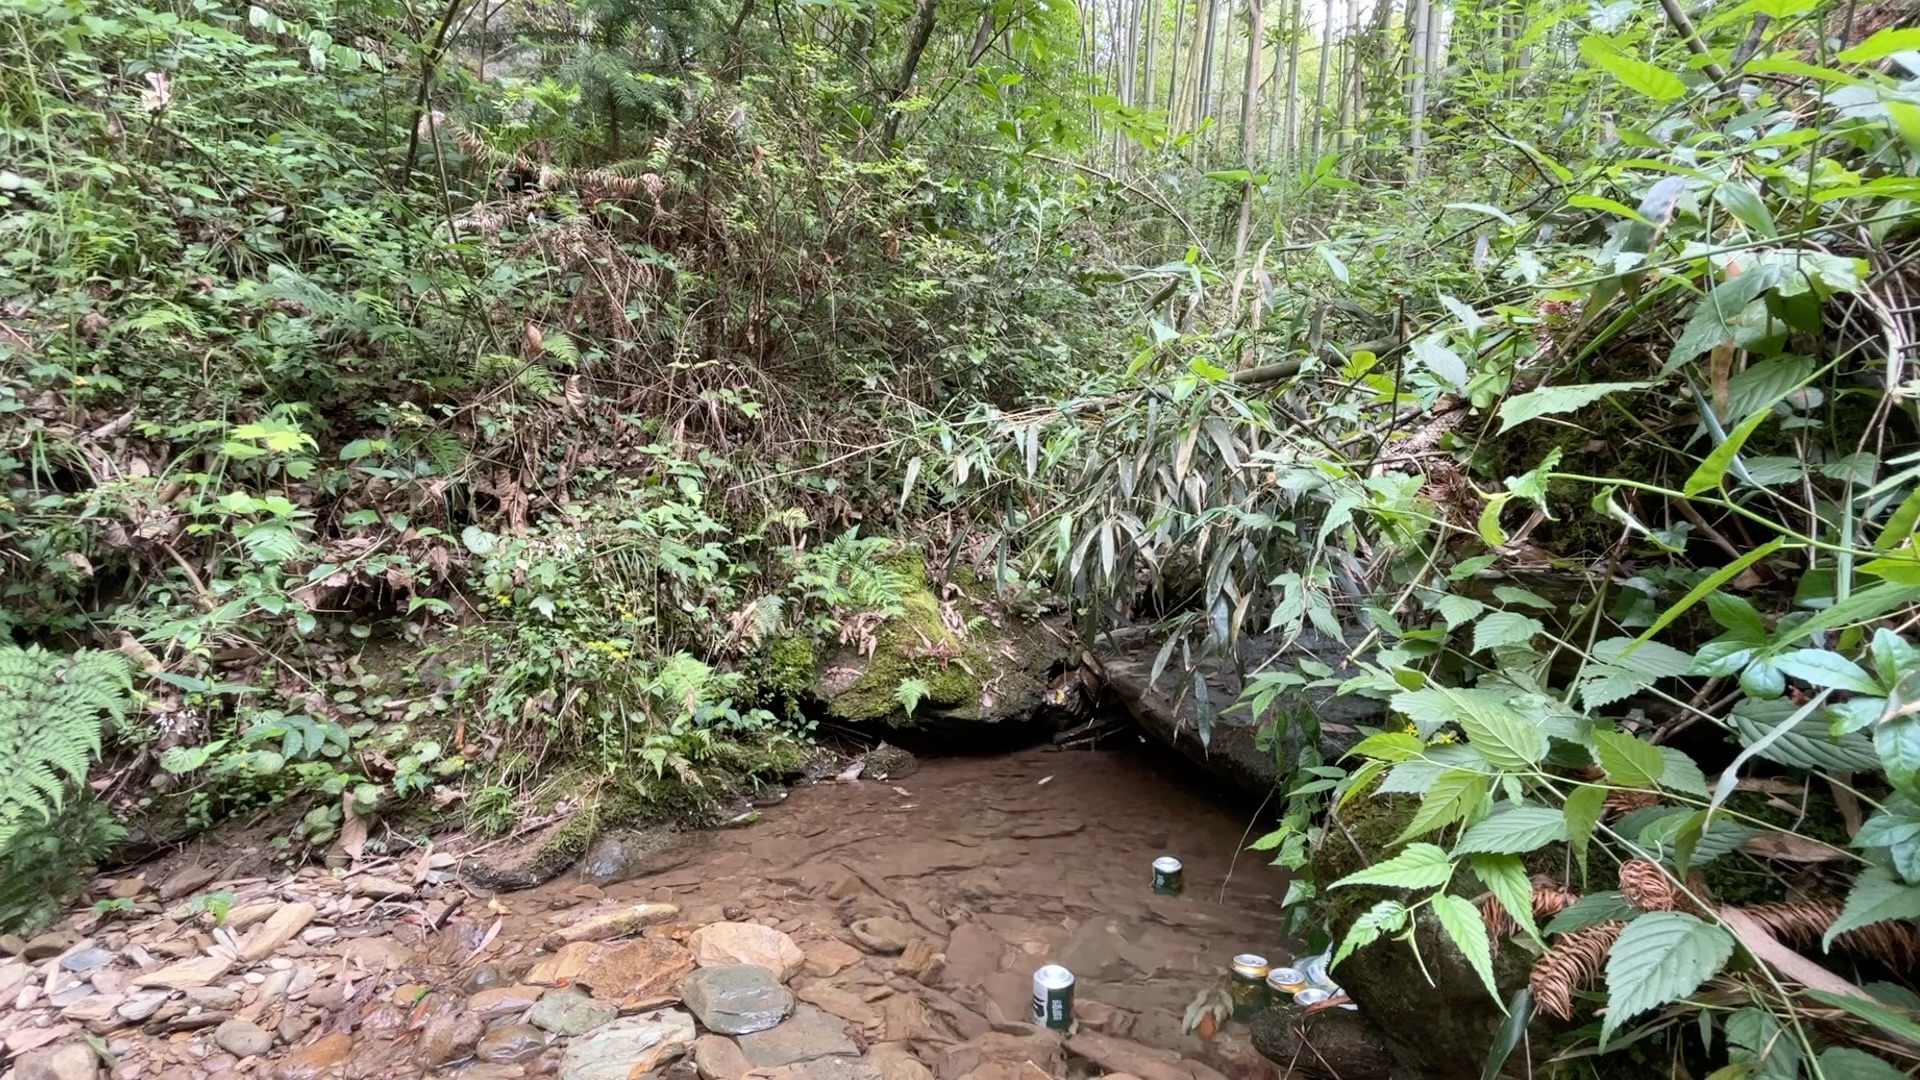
[827,548,985,725]
[765,636,818,698]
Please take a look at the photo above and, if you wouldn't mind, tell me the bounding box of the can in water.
[1267,967,1309,995]
[1228,954,1271,1019]
[1151,856,1184,895]
[1031,965,1075,1031]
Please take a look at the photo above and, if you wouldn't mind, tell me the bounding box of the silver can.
[1301,951,1332,988]
[1031,964,1074,1031]
[1294,987,1332,1007]
[1151,856,1184,895]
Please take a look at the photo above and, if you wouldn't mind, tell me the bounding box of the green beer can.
[1151,856,1184,895]
[1228,953,1271,1020]
[1031,964,1074,1031]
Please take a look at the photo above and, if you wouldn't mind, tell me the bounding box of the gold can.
[1267,967,1309,995]
[1228,954,1271,1020]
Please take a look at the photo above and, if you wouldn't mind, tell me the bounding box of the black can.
[1151,856,1184,895]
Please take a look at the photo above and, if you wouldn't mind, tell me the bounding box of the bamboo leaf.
[1579,36,1688,100]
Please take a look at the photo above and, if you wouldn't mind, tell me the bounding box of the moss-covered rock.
[802,547,1069,729]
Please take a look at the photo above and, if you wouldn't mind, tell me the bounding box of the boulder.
[1095,627,1381,796]
[791,549,1072,731]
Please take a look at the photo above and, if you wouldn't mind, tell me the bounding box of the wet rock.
[579,835,635,887]
[132,956,229,990]
[13,1042,101,1080]
[848,918,913,955]
[801,940,864,978]
[414,1009,485,1067]
[736,1005,857,1068]
[680,964,794,1035]
[693,1034,754,1080]
[689,923,807,982]
[793,983,880,1027]
[527,986,618,1035]
[869,1043,936,1080]
[469,984,545,1020]
[463,963,505,993]
[238,903,316,963]
[476,1022,550,1063]
[214,1018,273,1058]
[157,865,217,901]
[1096,627,1376,797]
[558,1009,697,1080]
[534,936,693,1005]
[859,745,917,781]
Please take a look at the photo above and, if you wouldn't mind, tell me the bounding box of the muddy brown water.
[9,746,1296,1079]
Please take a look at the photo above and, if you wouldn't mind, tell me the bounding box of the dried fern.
[1735,899,1920,970]
[0,645,130,849]
[1530,921,1625,1020]
[1483,881,1580,948]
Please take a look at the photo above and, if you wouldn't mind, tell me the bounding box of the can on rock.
[1228,954,1271,1020]
[1151,856,1184,895]
[1031,965,1075,1031]
[1267,967,1309,995]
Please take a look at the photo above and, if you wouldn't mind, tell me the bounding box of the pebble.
[117,991,171,1021]
[183,986,240,1010]
[157,866,218,901]
[60,947,115,972]
[467,984,545,1020]
[462,963,504,993]
[688,923,807,982]
[348,876,413,899]
[847,918,914,955]
[237,903,315,963]
[24,932,78,961]
[413,1010,484,1067]
[132,956,229,991]
[213,1019,273,1058]
[269,1031,352,1080]
[693,1035,754,1080]
[298,927,337,946]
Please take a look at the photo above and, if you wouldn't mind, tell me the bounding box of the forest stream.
[0,744,1295,1080]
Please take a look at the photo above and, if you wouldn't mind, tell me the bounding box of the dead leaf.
[336,792,368,866]
[1740,833,1849,863]
[465,917,503,963]
[1719,907,1873,1003]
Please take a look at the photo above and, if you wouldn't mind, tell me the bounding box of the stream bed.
[0,745,1296,1080]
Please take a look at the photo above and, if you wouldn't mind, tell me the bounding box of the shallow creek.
[1,746,1296,1080]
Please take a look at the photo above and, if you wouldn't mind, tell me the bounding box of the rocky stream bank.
[0,747,1317,1080]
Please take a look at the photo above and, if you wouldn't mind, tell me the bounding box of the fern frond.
[0,646,129,850]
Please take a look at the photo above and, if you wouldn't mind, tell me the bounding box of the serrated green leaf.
[1453,691,1547,771]
[1472,853,1543,945]
[1826,865,1920,949]
[1656,748,1710,796]
[1497,382,1657,433]
[1331,842,1455,891]
[1433,893,1503,1004]
[1333,899,1409,968]
[1772,648,1883,694]
[1593,638,1697,679]
[1594,729,1665,788]
[1816,1048,1910,1080]
[1564,785,1606,873]
[1601,913,1736,1045]
[1466,611,1543,653]
[1437,594,1487,630]
[1546,891,1640,934]
[1399,770,1490,842]
[1877,715,1920,801]
[1454,804,1568,854]
[1838,26,1920,62]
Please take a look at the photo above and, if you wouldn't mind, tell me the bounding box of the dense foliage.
[5,0,1920,1072]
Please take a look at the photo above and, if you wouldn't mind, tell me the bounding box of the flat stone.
[736,1005,857,1068]
[476,1022,549,1063]
[526,987,618,1036]
[269,1032,353,1080]
[869,1042,935,1080]
[60,995,123,1025]
[531,936,693,1007]
[13,1042,101,1080]
[214,1018,273,1058]
[557,1008,697,1080]
[848,918,913,955]
[133,956,229,990]
[750,1060,883,1080]
[239,903,316,963]
[184,986,241,1010]
[1064,1032,1223,1080]
[225,903,279,931]
[348,876,413,899]
[681,964,794,1036]
[689,923,806,982]
[794,983,881,1027]
[801,940,864,978]
[117,991,171,1021]
[158,866,217,901]
[24,932,78,960]
[693,1034,754,1080]
[60,947,115,972]
[468,984,545,1020]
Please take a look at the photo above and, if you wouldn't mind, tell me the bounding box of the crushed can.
[1031,965,1074,1031]
[1151,856,1184,895]
[1228,954,1271,1020]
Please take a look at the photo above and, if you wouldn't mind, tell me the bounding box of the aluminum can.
[1228,954,1271,1019]
[1031,964,1074,1031]
[1151,856,1183,895]
[1294,987,1332,1007]
[1267,967,1309,994]
[1301,951,1333,988]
